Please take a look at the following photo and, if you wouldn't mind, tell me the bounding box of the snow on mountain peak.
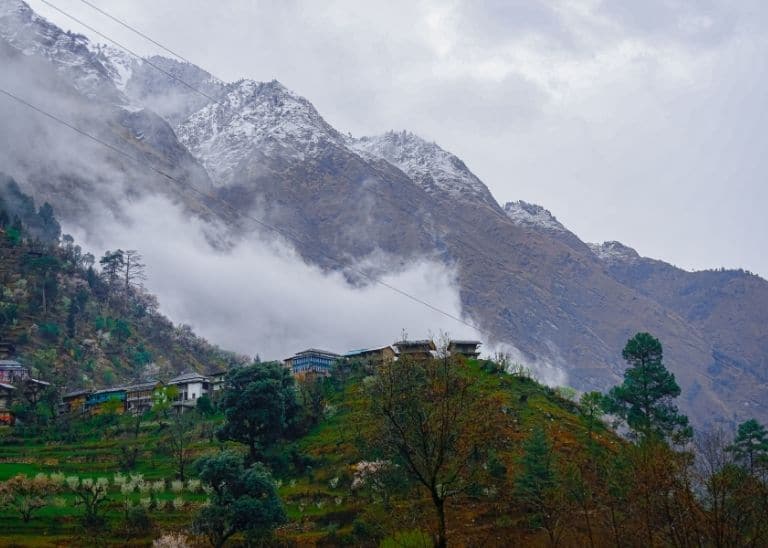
[0,0,124,102]
[176,78,344,184]
[588,240,640,263]
[90,43,136,92]
[349,130,496,205]
[503,201,565,232]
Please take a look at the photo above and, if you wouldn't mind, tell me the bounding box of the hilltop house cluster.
[0,338,481,425]
[58,369,227,418]
[283,339,482,376]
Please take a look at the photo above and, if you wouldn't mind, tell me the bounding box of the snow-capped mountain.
[3,0,768,429]
[89,43,136,92]
[0,0,213,222]
[350,131,498,207]
[177,79,344,184]
[0,0,124,103]
[504,200,566,232]
[589,240,641,263]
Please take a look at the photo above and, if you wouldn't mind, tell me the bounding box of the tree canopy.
[193,452,286,548]
[604,332,691,442]
[216,362,300,463]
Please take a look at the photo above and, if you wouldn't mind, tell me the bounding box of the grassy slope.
[0,360,621,546]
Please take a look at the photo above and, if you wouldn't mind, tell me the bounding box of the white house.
[167,371,210,409]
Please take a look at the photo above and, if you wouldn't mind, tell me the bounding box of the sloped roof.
[123,381,161,392]
[168,371,209,384]
[62,389,91,398]
[344,345,398,357]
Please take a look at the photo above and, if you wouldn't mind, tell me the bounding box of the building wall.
[177,381,205,401]
[64,396,87,414]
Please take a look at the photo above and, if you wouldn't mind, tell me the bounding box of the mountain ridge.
[1,0,766,428]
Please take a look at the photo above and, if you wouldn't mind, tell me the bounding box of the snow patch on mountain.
[0,0,124,103]
[503,201,566,232]
[176,79,344,183]
[90,43,136,92]
[349,131,497,205]
[588,241,640,263]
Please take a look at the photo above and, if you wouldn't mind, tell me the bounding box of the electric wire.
[0,86,484,335]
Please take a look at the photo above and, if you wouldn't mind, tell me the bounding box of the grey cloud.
[22,0,768,280]
[69,196,482,360]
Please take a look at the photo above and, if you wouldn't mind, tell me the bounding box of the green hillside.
[0,356,618,546]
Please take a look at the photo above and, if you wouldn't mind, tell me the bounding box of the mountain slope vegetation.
[0,176,239,389]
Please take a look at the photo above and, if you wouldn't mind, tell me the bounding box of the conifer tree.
[605,332,691,442]
[516,426,565,545]
[729,419,768,474]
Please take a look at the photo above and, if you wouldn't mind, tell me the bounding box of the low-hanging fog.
[67,196,483,361]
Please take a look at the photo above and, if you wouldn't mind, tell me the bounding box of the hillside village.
[0,339,482,424]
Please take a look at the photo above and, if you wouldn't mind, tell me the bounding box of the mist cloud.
[68,196,482,361]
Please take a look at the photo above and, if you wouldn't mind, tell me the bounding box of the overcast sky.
[28,0,768,278]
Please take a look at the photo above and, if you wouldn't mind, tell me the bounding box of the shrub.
[123,505,153,536]
[38,322,60,341]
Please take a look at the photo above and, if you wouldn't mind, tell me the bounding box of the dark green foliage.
[604,332,691,442]
[0,302,18,329]
[516,426,557,507]
[130,343,152,368]
[0,177,60,242]
[122,505,153,536]
[193,452,286,548]
[38,322,59,341]
[729,419,768,473]
[99,250,124,288]
[217,362,301,463]
[23,254,61,315]
[66,300,77,338]
[515,426,567,545]
[196,394,215,416]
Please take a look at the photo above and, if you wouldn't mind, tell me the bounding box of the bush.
[38,322,60,341]
[123,505,153,536]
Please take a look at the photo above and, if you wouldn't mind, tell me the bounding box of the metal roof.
[62,389,91,398]
[123,381,161,392]
[168,371,209,384]
[344,345,398,357]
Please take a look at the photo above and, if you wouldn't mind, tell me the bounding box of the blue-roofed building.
[85,387,127,414]
[285,349,341,376]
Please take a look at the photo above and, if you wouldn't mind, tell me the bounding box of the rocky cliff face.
[1,0,766,428]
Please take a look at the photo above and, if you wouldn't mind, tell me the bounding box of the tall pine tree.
[729,419,768,474]
[605,332,691,442]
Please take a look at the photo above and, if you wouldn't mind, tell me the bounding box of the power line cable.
[47,0,517,278]
[38,0,218,102]
[0,86,484,335]
[76,0,212,76]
